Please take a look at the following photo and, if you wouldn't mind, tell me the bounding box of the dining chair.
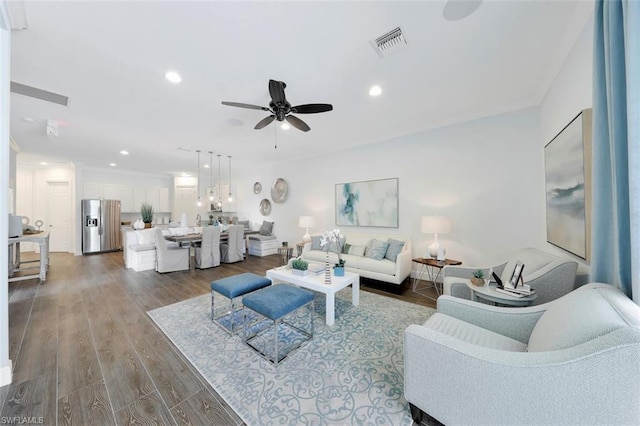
[220,224,244,263]
[195,226,221,269]
[154,228,190,273]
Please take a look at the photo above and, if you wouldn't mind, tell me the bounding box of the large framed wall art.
[544,109,592,261]
[336,178,398,228]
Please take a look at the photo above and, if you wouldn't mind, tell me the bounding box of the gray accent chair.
[404,283,640,425]
[154,228,190,273]
[194,226,221,269]
[443,247,578,305]
[220,224,244,263]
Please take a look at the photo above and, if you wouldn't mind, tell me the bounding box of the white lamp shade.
[421,216,451,234]
[298,216,316,228]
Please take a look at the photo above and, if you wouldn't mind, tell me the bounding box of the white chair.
[220,225,244,263]
[154,228,190,273]
[443,247,578,305]
[194,226,220,269]
[404,283,640,424]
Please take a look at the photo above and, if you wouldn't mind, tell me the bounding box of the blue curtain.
[591,0,639,302]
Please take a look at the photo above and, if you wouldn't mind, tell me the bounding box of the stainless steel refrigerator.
[81,199,122,254]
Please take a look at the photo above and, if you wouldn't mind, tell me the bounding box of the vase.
[324,252,332,285]
[333,266,345,277]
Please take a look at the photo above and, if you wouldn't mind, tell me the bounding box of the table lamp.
[298,216,316,243]
[421,216,451,260]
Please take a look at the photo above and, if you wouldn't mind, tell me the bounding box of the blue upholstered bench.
[210,273,272,335]
[242,284,314,366]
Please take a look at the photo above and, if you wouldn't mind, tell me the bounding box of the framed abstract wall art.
[544,109,592,261]
[335,178,398,228]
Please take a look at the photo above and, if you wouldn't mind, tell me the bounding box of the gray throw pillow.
[311,235,323,250]
[259,220,274,236]
[365,239,390,261]
[385,238,405,262]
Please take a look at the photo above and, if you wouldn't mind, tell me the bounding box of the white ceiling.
[9,0,593,177]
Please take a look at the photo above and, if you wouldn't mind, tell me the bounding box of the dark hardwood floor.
[1,250,438,425]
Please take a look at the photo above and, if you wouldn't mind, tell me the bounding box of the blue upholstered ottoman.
[210,273,271,335]
[242,284,314,366]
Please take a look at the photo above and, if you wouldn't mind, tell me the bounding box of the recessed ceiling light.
[281,123,291,130]
[109,163,117,167]
[204,164,210,168]
[369,85,382,97]
[120,150,129,155]
[165,70,182,84]
[39,162,47,166]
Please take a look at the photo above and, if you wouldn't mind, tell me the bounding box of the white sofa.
[404,283,640,425]
[301,232,412,285]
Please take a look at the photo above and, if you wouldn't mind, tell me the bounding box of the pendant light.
[208,151,214,202]
[227,155,233,203]
[195,150,202,207]
[216,154,223,210]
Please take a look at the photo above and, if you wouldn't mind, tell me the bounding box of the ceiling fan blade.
[268,80,286,105]
[254,115,276,130]
[221,101,270,111]
[286,115,310,132]
[291,103,333,114]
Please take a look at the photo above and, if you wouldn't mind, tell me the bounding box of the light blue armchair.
[443,247,578,305]
[404,283,640,425]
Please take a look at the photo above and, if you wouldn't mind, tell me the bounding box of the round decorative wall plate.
[270,178,288,203]
[253,181,262,194]
[259,198,271,216]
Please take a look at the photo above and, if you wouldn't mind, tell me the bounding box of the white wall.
[0,0,12,387]
[539,14,594,280]
[231,13,595,279]
[234,106,545,273]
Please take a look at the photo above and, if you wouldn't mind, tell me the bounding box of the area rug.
[147,289,435,425]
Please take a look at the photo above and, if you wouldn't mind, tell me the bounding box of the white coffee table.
[266,267,360,326]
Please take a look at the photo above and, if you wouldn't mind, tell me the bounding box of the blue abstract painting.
[336,178,398,227]
[544,111,590,260]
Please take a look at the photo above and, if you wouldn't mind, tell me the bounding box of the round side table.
[278,246,294,266]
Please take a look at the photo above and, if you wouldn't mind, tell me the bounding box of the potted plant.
[321,229,346,276]
[291,257,309,276]
[140,202,154,228]
[470,269,485,286]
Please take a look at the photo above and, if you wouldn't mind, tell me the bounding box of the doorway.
[46,181,71,252]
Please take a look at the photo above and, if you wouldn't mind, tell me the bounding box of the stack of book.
[495,284,536,298]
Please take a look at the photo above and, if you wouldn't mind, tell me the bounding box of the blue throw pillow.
[366,239,390,261]
[311,235,323,250]
[385,239,405,262]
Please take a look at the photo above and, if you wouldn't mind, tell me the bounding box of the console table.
[8,232,50,283]
[412,257,462,300]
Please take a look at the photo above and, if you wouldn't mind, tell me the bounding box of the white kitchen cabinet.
[103,184,133,212]
[83,183,103,199]
[158,187,170,212]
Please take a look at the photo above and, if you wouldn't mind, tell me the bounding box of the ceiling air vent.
[371,27,407,58]
[10,81,69,107]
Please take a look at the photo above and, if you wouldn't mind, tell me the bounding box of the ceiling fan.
[221,80,333,132]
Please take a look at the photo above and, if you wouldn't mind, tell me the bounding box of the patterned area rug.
[148,288,435,425]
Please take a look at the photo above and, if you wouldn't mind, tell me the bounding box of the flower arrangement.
[320,228,345,267]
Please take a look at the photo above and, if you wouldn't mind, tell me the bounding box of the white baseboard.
[0,360,13,387]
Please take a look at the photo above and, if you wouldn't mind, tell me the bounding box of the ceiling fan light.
[369,85,382,97]
[281,122,291,130]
